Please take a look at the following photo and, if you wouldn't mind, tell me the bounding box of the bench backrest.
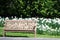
[4,20,37,30]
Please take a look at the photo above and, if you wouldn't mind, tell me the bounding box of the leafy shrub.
[37,18,60,35]
[0,0,60,18]
[37,28,44,34]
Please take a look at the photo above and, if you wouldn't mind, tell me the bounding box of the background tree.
[0,0,60,18]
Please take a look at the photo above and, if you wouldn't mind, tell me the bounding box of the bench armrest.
[33,26,36,30]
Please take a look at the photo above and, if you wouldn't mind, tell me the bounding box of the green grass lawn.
[0,27,60,38]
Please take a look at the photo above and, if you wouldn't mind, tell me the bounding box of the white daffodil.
[42,19,46,23]
[5,17,9,20]
[12,16,17,20]
[11,16,13,19]
[19,18,22,20]
[0,16,1,18]
[40,18,43,20]
[28,18,32,20]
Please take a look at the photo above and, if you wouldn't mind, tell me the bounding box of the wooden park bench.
[3,19,37,37]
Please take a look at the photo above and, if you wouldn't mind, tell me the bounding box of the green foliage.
[0,0,60,18]
[37,28,44,34]
[37,18,60,35]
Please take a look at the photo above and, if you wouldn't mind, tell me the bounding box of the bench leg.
[34,30,36,38]
[3,31,6,37]
[34,31,36,38]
